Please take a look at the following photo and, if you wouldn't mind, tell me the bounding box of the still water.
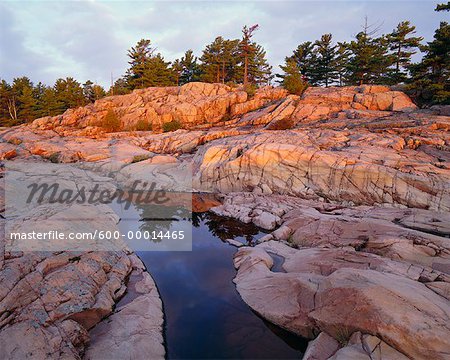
[114,203,308,359]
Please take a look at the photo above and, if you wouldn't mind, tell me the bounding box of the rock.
[430,105,450,116]
[0,143,17,160]
[303,332,340,360]
[28,83,289,134]
[230,86,287,117]
[252,211,281,230]
[0,163,165,359]
[328,344,371,360]
[233,246,320,338]
[271,225,293,241]
[0,82,448,360]
[233,242,450,360]
[194,127,450,211]
[346,332,410,360]
[225,238,244,247]
[85,269,165,360]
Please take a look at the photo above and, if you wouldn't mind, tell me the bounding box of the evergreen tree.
[346,27,392,85]
[83,80,95,102]
[17,85,38,122]
[408,21,450,104]
[0,80,13,125]
[387,21,423,84]
[200,37,227,83]
[11,77,38,124]
[92,85,106,101]
[53,77,85,112]
[436,2,450,11]
[180,50,201,84]
[311,34,338,87]
[126,39,155,89]
[240,24,259,85]
[335,42,351,86]
[111,77,131,96]
[220,39,241,83]
[40,87,61,117]
[288,42,316,83]
[144,54,175,87]
[125,39,175,88]
[247,43,273,85]
[171,59,183,85]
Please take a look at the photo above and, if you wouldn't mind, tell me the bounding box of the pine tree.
[145,54,175,86]
[0,80,13,125]
[83,80,95,102]
[311,34,338,87]
[11,77,38,124]
[436,2,450,11]
[171,59,183,86]
[288,42,316,83]
[346,23,392,85]
[200,37,228,83]
[111,78,131,95]
[247,43,273,85]
[40,87,61,117]
[126,39,155,89]
[17,85,38,122]
[180,50,201,84]
[219,39,241,83]
[240,24,259,85]
[387,21,423,84]
[200,37,241,83]
[92,85,106,101]
[335,42,351,86]
[408,21,450,104]
[53,77,85,112]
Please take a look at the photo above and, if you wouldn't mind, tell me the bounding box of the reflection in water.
[192,212,266,245]
[135,203,191,236]
[127,211,308,359]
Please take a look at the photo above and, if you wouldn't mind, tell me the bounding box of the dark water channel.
[114,204,308,359]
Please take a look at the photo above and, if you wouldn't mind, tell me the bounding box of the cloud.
[0,4,50,84]
[1,1,447,88]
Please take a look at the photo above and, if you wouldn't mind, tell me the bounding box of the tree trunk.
[244,56,248,85]
[7,97,17,121]
[396,44,401,74]
[222,60,225,84]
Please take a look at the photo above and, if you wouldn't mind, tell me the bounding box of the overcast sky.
[1,1,447,88]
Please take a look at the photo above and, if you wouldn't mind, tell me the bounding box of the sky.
[0,0,448,88]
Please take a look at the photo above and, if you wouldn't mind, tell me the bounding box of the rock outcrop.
[0,82,449,359]
[28,83,288,135]
[217,193,450,359]
[0,164,164,359]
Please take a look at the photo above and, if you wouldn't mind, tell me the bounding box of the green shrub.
[101,109,121,132]
[135,119,153,131]
[332,325,353,346]
[131,154,151,163]
[283,74,308,96]
[48,152,61,163]
[162,119,182,132]
[243,83,257,98]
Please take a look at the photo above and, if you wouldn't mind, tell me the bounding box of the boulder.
[233,243,450,359]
